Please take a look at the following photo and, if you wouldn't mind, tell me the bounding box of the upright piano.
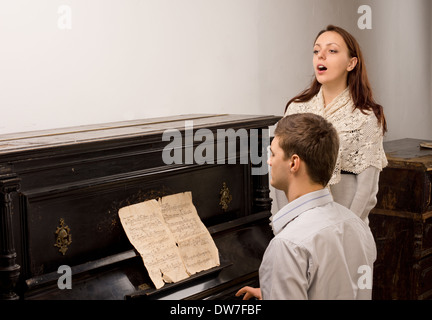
[0,114,280,300]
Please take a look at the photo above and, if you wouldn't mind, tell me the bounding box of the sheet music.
[118,192,220,289]
[177,233,220,275]
[160,192,220,275]
[118,199,189,289]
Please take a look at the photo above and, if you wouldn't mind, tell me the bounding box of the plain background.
[1,0,431,141]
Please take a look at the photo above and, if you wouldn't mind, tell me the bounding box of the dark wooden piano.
[0,114,280,300]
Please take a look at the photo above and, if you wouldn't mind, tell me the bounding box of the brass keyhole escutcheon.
[54,218,72,255]
[219,182,232,211]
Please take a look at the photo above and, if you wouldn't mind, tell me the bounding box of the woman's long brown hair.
[285,25,387,133]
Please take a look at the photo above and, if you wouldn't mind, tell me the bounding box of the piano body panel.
[24,221,273,300]
[0,114,281,300]
[22,164,250,278]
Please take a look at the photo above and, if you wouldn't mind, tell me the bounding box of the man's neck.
[286,184,324,203]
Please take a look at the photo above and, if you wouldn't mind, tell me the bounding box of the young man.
[236,113,376,300]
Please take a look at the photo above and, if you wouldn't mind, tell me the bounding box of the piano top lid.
[0,114,281,156]
[384,138,432,171]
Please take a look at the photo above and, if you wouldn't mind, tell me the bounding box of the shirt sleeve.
[259,237,312,300]
[350,166,380,222]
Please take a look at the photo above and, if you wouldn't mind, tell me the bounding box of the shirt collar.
[270,188,333,235]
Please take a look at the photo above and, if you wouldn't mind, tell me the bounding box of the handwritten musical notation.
[118,192,220,289]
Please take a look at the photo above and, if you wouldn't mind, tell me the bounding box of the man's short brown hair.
[274,113,339,186]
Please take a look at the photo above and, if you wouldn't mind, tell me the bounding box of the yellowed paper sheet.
[118,199,189,289]
[118,192,219,289]
[160,192,220,275]
[177,234,220,275]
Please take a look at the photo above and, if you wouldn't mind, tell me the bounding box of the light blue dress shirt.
[260,188,377,300]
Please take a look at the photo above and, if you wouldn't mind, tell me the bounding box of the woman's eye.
[329,50,338,53]
[313,50,319,54]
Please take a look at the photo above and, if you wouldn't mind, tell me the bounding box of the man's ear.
[290,154,300,172]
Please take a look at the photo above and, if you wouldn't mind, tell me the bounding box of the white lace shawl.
[284,87,388,185]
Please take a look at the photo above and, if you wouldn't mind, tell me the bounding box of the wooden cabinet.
[370,138,432,300]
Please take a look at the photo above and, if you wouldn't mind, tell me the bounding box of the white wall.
[1,0,431,141]
[0,0,261,133]
[354,0,432,141]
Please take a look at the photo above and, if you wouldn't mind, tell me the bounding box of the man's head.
[268,113,339,196]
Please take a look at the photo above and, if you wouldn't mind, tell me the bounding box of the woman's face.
[313,31,357,88]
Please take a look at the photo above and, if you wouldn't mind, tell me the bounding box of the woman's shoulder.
[284,96,322,117]
[285,101,305,115]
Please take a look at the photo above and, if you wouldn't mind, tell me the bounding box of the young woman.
[279,25,388,224]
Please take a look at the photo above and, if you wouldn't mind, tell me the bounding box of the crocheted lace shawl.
[284,87,388,185]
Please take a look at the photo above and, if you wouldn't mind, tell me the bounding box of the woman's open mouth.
[317,64,327,74]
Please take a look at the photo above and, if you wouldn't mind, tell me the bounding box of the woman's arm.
[350,166,380,222]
